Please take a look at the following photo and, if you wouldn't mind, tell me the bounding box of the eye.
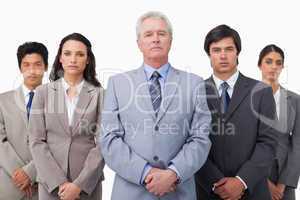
[63,51,71,56]
[158,31,167,36]
[211,48,221,53]
[265,59,272,65]
[144,32,153,37]
[276,60,283,66]
[77,52,86,57]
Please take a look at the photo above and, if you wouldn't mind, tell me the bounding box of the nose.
[152,33,160,43]
[70,54,77,63]
[220,50,227,59]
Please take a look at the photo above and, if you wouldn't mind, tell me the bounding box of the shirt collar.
[22,84,35,98]
[274,87,281,101]
[213,70,240,91]
[144,63,170,81]
[62,78,85,94]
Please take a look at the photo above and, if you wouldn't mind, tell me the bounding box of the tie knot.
[221,82,229,91]
[151,71,161,80]
[29,91,34,98]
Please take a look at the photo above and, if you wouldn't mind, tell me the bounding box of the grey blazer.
[29,79,104,200]
[0,86,38,200]
[100,66,212,200]
[269,88,300,200]
[195,73,278,200]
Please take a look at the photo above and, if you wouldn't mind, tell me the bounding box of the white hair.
[136,11,173,39]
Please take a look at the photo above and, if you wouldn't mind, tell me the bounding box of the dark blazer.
[269,88,300,200]
[195,73,278,200]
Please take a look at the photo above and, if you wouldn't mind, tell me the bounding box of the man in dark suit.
[195,24,278,200]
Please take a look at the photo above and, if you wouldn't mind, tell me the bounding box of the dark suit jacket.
[269,88,300,200]
[195,73,278,200]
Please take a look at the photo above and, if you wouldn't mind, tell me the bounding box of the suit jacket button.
[154,126,159,131]
[153,156,159,161]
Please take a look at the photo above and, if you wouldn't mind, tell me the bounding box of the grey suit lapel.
[134,66,157,121]
[71,81,95,133]
[278,87,294,133]
[157,67,180,122]
[206,76,221,113]
[225,73,251,121]
[15,86,28,126]
[50,79,71,135]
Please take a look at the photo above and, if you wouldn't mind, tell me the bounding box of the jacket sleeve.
[0,104,25,176]
[279,94,300,188]
[99,77,148,185]
[169,78,212,183]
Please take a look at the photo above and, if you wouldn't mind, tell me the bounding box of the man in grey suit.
[0,42,48,200]
[100,11,212,200]
[195,25,278,200]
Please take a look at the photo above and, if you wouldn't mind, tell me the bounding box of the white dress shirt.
[61,78,84,125]
[22,84,35,106]
[273,87,281,119]
[212,70,239,98]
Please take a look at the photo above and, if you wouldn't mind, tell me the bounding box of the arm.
[73,88,105,195]
[0,104,25,176]
[99,77,148,185]
[237,87,278,194]
[170,79,212,183]
[195,157,224,193]
[29,86,68,193]
[22,161,37,183]
[279,95,300,188]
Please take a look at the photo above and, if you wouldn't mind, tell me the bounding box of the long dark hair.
[50,33,101,87]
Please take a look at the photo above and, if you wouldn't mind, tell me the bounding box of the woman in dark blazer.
[258,44,300,200]
[29,33,104,200]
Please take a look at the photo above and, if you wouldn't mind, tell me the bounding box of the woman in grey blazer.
[258,44,300,200]
[29,33,104,200]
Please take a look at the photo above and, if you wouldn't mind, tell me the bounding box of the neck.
[144,57,168,69]
[24,83,40,91]
[262,78,280,94]
[64,74,83,86]
[214,69,237,81]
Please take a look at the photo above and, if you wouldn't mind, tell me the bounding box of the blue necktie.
[220,82,230,114]
[26,91,34,119]
[149,71,162,117]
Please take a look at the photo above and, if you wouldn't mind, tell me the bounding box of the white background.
[0,0,299,199]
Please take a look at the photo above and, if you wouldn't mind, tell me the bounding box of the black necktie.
[149,71,162,117]
[220,82,230,114]
[27,91,34,119]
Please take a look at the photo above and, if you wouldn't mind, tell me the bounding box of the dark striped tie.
[149,71,162,117]
[220,82,230,114]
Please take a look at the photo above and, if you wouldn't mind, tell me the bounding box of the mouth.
[219,62,229,66]
[67,65,79,69]
[151,47,162,51]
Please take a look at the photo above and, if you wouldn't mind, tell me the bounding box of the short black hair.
[17,42,48,70]
[204,24,241,56]
[258,44,284,66]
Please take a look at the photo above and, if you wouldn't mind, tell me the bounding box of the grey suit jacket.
[270,88,300,189]
[29,79,104,200]
[195,73,278,200]
[100,66,212,200]
[0,86,38,200]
